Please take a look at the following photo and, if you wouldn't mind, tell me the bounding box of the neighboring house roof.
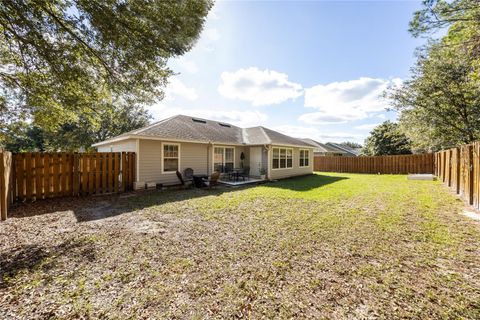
[326,142,361,156]
[300,138,348,154]
[93,115,313,148]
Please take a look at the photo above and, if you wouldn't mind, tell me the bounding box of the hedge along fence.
[0,152,136,221]
[435,142,480,209]
[314,153,435,174]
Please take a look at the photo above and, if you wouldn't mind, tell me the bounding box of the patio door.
[214,147,234,172]
[250,147,262,176]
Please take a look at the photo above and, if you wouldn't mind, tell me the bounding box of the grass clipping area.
[1,173,479,319]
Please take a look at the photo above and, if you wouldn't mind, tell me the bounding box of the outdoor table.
[230,168,243,182]
[193,174,208,188]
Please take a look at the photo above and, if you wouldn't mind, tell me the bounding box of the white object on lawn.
[461,210,480,221]
[407,174,437,181]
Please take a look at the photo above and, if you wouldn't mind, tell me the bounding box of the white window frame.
[299,149,310,167]
[212,146,235,172]
[272,147,293,170]
[161,142,181,174]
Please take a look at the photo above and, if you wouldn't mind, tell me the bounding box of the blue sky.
[150,0,426,144]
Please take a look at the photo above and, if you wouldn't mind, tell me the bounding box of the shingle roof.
[93,115,313,148]
[133,115,244,144]
[260,127,312,147]
[301,138,348,154]
[326,142,361,156]
[242,127,270,145]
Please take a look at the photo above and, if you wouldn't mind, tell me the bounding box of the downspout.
[208,142,213,175]
[263,144,270,180]
[135,138,140,187]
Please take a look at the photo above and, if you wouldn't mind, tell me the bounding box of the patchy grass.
[1,173,480,319]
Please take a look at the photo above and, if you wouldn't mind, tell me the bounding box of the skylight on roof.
[192,118,206,124]
[219,123,231,128]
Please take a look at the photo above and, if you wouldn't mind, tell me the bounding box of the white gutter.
[92,135,246,147]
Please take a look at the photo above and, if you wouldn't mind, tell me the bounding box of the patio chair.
[176,170,193,188]
[184,168,194,182]
[223,166,233,180]
[202,171,220,189]
[238,167,250,181]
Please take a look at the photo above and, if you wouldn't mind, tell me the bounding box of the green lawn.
[1,173,480,319]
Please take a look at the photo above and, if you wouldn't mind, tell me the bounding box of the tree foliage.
[388,0,480,151]
[389,44,480,151]
[361,121,412,156]
[4,103,150,152]
[0,0,212,149]
[3,122,46,152]
[338,141,362,149]
[409,0,480,37]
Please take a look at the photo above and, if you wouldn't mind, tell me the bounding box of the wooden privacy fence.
[314,153,434,174]
[0,152,136,220]
[0,152,13,221]
[435,142,480,210]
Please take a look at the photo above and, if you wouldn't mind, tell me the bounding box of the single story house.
[301,138,348,156]
[92,115,314,189]
[326,142,361,157]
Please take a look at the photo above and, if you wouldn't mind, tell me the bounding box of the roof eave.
[92,134,246,147]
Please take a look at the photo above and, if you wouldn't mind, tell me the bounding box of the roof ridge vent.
[192,118,207,124]
[218,123,231,128]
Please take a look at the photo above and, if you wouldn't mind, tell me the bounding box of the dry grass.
[1,173,479,319]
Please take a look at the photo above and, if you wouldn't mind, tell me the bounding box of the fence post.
[1,152,12,221]
[0,152,6,220]
[468,144,474,205]
[446,150,452,186]
[121,152,127,192]
[72,153,80,196]
[473,142,480,210]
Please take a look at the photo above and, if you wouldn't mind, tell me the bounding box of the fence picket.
[0,152,137,221]
[314,154,434,174]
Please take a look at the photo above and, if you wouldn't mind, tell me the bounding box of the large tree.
[388,0,480,151]
[4,103,151,152]
[389,44,480,151]
[409,0,480,43]
[0,0,212,149]
[361,121,412,156]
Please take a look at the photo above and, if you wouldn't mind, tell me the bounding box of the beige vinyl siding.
[96,139,137,153]
[269,146,314,180]
[236,146,248,168]
[139,140,209,186]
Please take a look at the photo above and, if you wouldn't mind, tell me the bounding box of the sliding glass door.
[214,147,234,172]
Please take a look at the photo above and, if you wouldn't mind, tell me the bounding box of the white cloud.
[164,77,198,101]
[218,67,303,106]
[273,125,364,143]
[199,28,221,52]
[298,112,361,125]
[147,105,268,128]
[354,123,380,131]
[204,28,221,42]
[273,125,322,138]
[317,132,364,143]
[301,77,401,124]
[174,57,199,74]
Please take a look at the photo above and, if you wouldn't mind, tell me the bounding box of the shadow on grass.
[0,239,95,289]
[8,186,243,223]
[7,174,348,222]
[265,174,349,191]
